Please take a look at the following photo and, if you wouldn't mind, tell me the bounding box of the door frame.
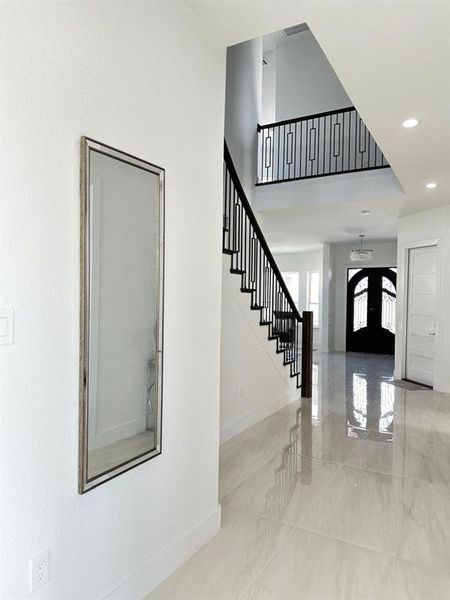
[396,238,441,386]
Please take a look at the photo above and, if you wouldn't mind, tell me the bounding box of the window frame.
[280,271,300,308]
[307,270,320,328]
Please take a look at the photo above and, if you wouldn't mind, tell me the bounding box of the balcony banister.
[257,106,389,185]
[258,105,356,131]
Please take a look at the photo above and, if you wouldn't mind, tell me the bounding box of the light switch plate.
[0,308,14,344]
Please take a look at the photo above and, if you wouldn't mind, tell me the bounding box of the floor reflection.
[345,354,395,442]
[262,401,314,519]
[149,352,450,600]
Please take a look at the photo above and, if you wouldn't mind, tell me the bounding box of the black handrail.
[223,141,313,393]
[224,141,301,322]
[258,105,355,130]
[257,106,389,185]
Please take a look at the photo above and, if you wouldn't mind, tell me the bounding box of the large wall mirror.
[79,137,164,493]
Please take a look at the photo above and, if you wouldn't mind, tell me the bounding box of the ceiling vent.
[283,23,309,37]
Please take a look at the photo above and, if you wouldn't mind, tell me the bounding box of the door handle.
[428,332,436,336]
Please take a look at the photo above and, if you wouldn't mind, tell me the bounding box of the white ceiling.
[255,170,403,252]
[189,0,450,251]
[257,194,401,253]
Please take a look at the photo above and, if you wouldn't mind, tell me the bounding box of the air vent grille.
[283,23,309,37]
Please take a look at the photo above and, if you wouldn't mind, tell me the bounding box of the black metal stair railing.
[223,141,313,395]
[257,106,389,185]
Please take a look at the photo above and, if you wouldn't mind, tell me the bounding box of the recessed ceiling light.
[425,182,437,189]
[361,210,371,215]
[402,118,419,128]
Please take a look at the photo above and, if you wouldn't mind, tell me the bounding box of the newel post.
[301,311,313,398]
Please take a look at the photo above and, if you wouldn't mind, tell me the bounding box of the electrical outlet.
[238,384,243,399]
[28,550,50,592]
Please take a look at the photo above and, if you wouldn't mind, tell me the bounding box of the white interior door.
[406,245,437,386]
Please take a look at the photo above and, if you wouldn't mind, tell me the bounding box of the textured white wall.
[329,240,398,352]
[0,2,225,598]
[395,206,450,393]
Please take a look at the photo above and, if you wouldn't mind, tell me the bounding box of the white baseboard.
[220,393,299,445]
[395,368,450,394]
[435,379,450,394]
[103,505,221,600]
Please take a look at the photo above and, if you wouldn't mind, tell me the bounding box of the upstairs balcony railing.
[257,106,389,185]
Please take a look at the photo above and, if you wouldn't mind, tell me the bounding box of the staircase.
[223,141,313,397]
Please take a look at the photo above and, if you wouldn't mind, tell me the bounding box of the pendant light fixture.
[350,234,374,262]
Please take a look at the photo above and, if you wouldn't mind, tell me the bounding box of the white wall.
[321,243,332,353]
[220,259,299,443]
[1,3,225,599]
[329,240,398,352]
[225,38,262,203]
[275,30,351,121]
[261,49,277,124]
[395,205,450,393]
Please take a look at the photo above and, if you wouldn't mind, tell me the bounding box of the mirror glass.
[79,138,164,493]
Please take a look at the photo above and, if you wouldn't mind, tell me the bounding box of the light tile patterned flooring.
[149,353,450,599]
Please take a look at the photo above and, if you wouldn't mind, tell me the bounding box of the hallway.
[149,353,450,599]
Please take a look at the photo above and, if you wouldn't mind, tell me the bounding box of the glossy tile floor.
[149,353,450,600]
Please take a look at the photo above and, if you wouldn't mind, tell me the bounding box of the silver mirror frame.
[79,137,165,493]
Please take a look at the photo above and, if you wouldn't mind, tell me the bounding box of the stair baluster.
[223,141,313,394]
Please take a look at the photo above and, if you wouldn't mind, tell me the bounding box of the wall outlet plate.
[28,550,50,592]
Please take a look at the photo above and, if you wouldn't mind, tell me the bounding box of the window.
[353,276,368,332]
[307,270,320,327]
[348,268,362,281]
[381,276,396,334]
[281,271,299,307]
[348,373,368,434]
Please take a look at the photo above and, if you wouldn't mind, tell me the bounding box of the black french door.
[346,267,396,355]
